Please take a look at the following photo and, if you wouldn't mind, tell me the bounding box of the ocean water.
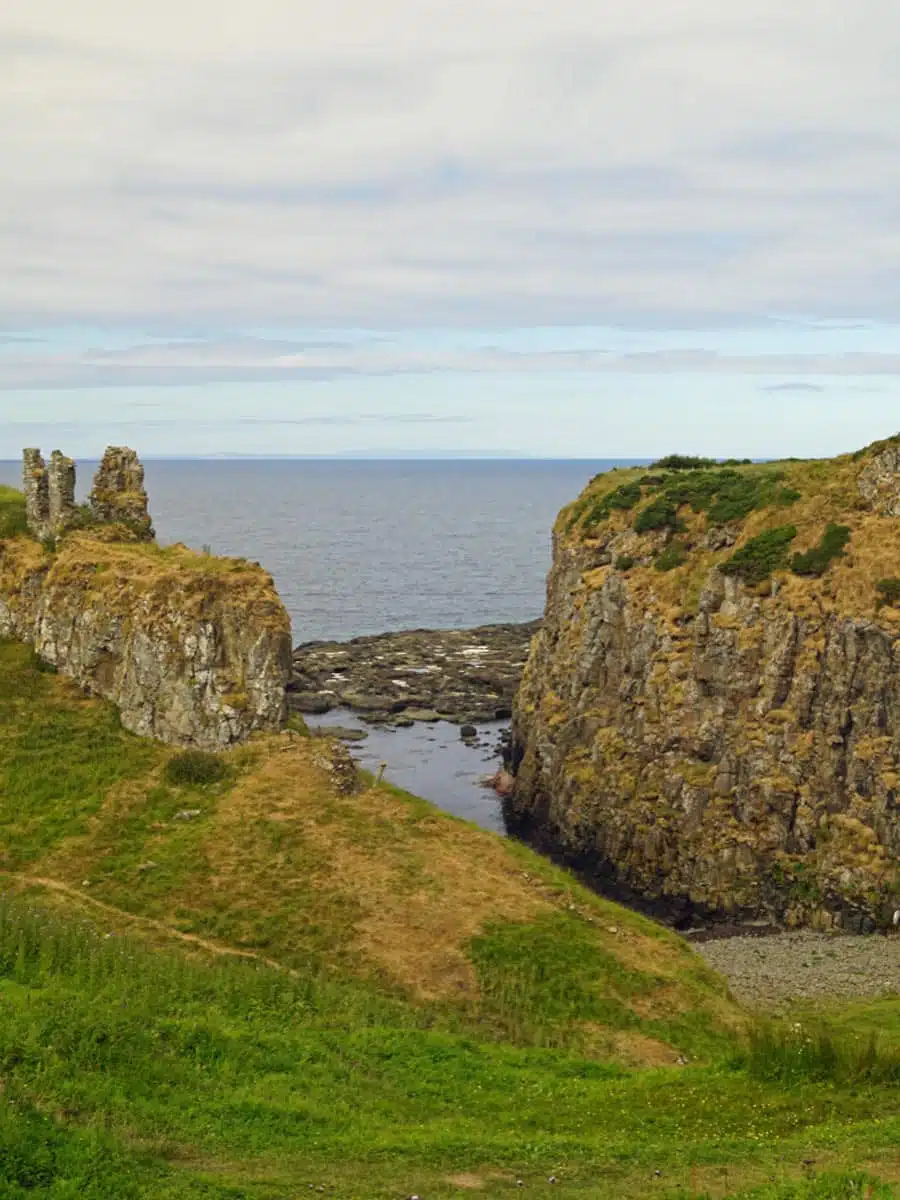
[0,458,638,642]
[0,456,644,830]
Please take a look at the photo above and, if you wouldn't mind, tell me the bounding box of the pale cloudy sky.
[1,0,899,457]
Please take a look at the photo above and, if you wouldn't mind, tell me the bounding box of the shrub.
[654,541,687,571]
[634,496,680,533]
[721,525,798,585]
[876,578,900,609]
[164,749,228,787]
[615,555,636,571]
[790,523,851,577]
[650,455,719,471]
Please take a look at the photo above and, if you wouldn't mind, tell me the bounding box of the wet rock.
[460,723,478,740]
[401,708,441,722]
[288,692,334,714]
[292,620,540,725]
[310,725,369,742]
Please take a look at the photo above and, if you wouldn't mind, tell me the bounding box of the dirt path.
[3,873,291,973]
[694,930,900,1007]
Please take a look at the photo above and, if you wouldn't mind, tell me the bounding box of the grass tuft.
[164,749,229,787]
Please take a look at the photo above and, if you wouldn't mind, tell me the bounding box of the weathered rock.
[509,443,900,930]
[291,621,540,724]
[48,451,77,535]
[89,446,154,540]
[310,725,369,742]
[0,533,291,749]
[22,449,50,540]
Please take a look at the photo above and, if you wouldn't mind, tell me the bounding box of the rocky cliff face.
[509,441,900,931]
[2,449,291,749]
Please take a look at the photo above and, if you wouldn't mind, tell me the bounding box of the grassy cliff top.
[560,437,900,620]
[0,495,290,632]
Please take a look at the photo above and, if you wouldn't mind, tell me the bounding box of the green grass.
[0,642,163,869]
[0,897,899,1199]
[1,640,899,1197]
[0,484,28,537]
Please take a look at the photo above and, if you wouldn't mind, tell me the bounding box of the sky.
[2,0,899,459]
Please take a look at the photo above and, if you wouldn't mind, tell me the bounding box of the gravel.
[694,930,900,1007]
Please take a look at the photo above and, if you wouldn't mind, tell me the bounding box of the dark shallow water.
[0,456,643,826]
[309,710,508,834]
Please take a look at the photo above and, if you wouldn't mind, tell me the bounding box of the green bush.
[791,523,851,576]
[876,577,900,609]
[650,454,719,470]
[634,496,680,533]
[163,749,228,787]
[654,541,687,571]
[615,555,636,571]
[721,525,798,585]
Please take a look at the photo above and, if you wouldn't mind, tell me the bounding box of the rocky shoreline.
[694,930,900,1007]
[289,620,540,727]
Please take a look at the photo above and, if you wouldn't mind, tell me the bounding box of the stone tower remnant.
[22,449,50,539]
[48,451,77,534]
[22,448,76,541]
[20,445,154,542]
[88,446,154,540]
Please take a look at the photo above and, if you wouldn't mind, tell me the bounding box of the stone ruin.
[22,445,154,542]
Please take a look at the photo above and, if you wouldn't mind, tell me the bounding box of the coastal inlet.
[290,621,537,833]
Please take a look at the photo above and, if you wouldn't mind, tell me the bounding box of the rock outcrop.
[88,446,154,540]
[2,447,291,749]
[508,439,900,931]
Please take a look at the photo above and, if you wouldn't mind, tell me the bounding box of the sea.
[0,457,645,830]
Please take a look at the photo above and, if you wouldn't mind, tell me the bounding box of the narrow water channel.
[307,710,509,835]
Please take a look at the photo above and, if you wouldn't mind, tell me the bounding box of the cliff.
[0,448,291,749]
[509,439,900,932]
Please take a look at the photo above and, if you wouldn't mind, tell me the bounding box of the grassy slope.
[1,640,899,1198]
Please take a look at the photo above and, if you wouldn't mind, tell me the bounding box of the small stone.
[460,723,478,739]
[136,861,157,873]
[173,809,202,821]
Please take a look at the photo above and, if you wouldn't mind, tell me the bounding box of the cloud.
[1,1,899,330]
[2,337,900,389]
[760,382,827,393]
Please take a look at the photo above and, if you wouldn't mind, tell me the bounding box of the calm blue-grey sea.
[0,458,644,643]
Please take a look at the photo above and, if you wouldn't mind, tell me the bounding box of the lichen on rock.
[508,439,900,931]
